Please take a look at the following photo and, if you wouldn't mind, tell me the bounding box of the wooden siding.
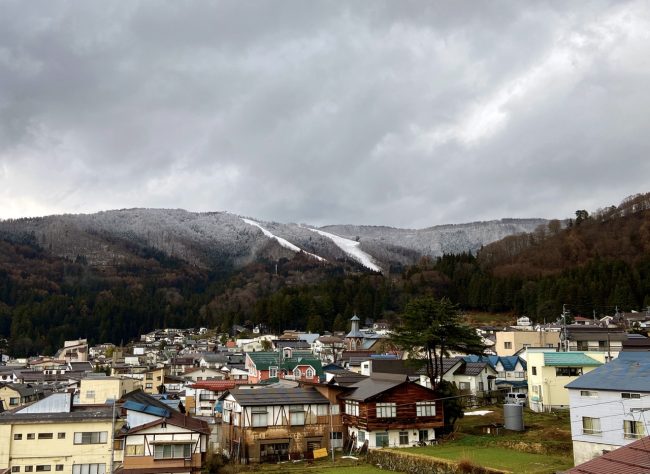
[343,382,444,431]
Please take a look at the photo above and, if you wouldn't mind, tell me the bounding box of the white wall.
[569,388,650,465]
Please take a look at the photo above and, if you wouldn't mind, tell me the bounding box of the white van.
[505,392,527,405]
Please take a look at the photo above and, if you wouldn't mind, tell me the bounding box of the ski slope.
[304,227,382,272]
[241,218,326,262]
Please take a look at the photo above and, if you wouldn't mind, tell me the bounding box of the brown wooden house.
[340,374,444,448]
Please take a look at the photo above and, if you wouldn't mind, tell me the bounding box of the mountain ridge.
[0,208,548,272]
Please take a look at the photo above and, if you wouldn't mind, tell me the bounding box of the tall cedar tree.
[391,297,486,390]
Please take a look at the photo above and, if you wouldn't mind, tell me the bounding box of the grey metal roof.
[566,352,650,391]
[227,387,329,406]
[340,375,408,401]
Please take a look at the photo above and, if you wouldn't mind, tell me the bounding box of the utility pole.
[562,305,568,352]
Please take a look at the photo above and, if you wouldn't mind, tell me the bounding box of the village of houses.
[1,311,650,474]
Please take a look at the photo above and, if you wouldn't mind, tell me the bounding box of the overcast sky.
[1,1,649,228]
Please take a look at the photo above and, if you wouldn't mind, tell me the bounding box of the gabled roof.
[566,435,650,473]
[340,375,410,401]
[543,352,602,367]
[565,352,650,391]
[224,387,329,406]
[247,351,323,377]
[462,355,526,372]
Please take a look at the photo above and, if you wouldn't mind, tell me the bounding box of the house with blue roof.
[527,348,606,413]
[462,355,528,394]
[565,352,650,465]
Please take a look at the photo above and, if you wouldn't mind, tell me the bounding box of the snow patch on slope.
[304,227,382,272]
[242,218,326,262]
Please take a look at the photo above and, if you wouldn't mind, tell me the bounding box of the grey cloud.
[0,0,648,227]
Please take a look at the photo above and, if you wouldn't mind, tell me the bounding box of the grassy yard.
[394,405,574,473]
[403,439,571,473]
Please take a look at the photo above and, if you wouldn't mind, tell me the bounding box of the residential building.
[495,330,560,356]
[186,380,245,417]
[245,349,323,384]
[220,387,333,463]
[341,375,444,449]
[462,355,528,394]
[55,338,89,362]
[117,390,209,474]
[78,376,141,404]
[527,350,605,412]
[565,352,650,465]
[0,383,45,409]
[563,325,627,359]
[142,368,165,395]
[0,393,118,474]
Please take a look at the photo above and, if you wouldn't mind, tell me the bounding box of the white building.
[565,352,650,465]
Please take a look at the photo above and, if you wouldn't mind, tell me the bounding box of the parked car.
[505,392,527,405]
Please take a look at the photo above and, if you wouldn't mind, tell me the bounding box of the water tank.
[504,403,525,431]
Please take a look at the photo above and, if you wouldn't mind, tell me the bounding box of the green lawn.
[402,436,573,474]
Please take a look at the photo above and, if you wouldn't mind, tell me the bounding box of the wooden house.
[341,375,444,448]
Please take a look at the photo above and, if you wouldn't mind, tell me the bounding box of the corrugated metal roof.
[543,352,602,367]
[566,352,650,391]
[123,400,170,418]
[566,435,650,473]
[340,376,408,401]
[227,387,329,406]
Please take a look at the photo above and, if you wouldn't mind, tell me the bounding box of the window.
[27,433,35,440]
[269,366,278,378]
[515,371,525,378]
[504,342,512,349]
[57,433,66,439]
[478,381,485,392]
[293,368,302,378]
[556,367,582,377]
[146,373,153,380]
[251,407,268,427]
[416,401,436,417]
[35,467,51,472]
[153,444,192,459]
[376,403,396,418]
[582,417,601,436]
[357,431,366,443]
[399,431,409,445]
[74,432,108,444]
[145,383,153,389]
[126,445,145,456]
[25,468,33,473]
[13,434,22,440]
[85,391,95,399]
[532,367,537,376]
[330,404,340,415]
[580,391,598,398]
[55,466,63,472]
[375,432,389,447]
[38,433,53,440]
[622,393,642,399]
[330,432,343,440]
[306,368,314,378]
[10,397,19,406]
[458,382,470,391]
[290,407,305,426]
[418,429,429,442]
[345,401,359,416]
[72,464,106,474]
[11,467,20,472]
[624,420,645,439]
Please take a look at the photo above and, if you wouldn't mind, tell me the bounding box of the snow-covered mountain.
[0,209,547,272]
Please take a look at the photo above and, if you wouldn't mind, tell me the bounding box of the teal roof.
[543,352,602,367]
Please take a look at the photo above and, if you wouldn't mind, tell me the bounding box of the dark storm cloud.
[0,0,648,226]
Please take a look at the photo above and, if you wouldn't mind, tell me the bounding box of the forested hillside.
[0,193,649,357]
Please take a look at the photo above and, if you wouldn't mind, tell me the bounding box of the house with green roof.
[527,348,606,412]
[245,348,323,384]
